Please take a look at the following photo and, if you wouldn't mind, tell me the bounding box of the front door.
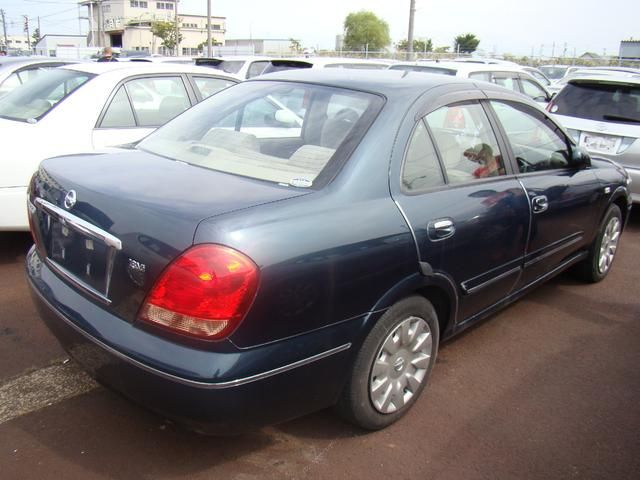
[488,100,602,287]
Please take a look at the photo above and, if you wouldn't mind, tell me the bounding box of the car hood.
[29,150,311,322]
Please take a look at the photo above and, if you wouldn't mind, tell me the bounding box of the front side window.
[0,68,93,122]
[491,100,570,173]
[520,78,548,102]
[402,120,445,191]
[138,81,383,188]
[425,102,506,183]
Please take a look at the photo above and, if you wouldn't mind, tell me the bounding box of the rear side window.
[491,73,518,92]
[192,76,235,100]
[552,82,640,123]
[469,72,491,82]
[520,78,549,102]
[126,76,191,127]
[100,85,135,127]
[426,102,506,183]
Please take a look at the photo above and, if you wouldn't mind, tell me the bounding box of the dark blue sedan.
[26,70,632,433]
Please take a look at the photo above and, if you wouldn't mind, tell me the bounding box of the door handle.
[531,195,549,213]
[428,218,455,240]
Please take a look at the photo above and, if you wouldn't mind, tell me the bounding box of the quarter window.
[490,100,570,173]
[100,85,135,127]
[426,102,506,183]
[402,120,445,191]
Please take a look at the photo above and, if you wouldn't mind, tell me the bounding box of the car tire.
[337,295,439,430]
[576,204,622,283]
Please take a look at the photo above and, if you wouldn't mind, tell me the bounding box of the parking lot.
[0,209,638,479]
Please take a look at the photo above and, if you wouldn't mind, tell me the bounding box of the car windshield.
[539,66,569,80]
[0,68,93,122]
[138,80,384,188]
[389,65,457,75]
[552,81,640,124]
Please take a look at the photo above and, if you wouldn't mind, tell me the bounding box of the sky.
[1,0,638,57]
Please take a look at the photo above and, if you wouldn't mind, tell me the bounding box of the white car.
[0,62,237,230]
[389,61,553,105]
[0,57,79,97]
[195,56,274,79]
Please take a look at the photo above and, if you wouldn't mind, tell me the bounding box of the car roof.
[197,55,274,62]
[252,68,522,103]
[60,62,238,79]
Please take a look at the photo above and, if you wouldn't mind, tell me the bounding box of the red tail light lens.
[139,244,259,340]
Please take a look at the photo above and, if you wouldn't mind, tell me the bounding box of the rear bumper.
[26,246,358,433]
[0,186,28,231]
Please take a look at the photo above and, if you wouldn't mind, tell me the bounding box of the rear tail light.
[139,244,259,340]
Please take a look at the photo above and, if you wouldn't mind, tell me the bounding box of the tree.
[289,38,303,53]
[32,28,41,46]
[150,20,183,54]
[343,10,390,52]
[454,33,480,54]
[397,38,432,53]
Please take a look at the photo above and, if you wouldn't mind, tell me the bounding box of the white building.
[1,34,32,52]
[34,34,87,57]
[80,0,226,56]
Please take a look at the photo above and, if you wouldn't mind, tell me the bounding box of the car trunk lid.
[29,150,310,322]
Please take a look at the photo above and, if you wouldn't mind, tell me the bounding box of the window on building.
[213,24,221,30]
[130,1,148,7]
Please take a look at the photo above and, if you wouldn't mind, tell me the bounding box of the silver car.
[549,74,640,202]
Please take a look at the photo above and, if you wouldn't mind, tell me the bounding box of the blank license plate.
[580,132,620,154]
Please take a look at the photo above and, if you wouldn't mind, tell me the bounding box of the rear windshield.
[553,82,640,123]
[539,66,568,80]
[0,68,93,122]
[389,64,457,75]
[138,80,384,188]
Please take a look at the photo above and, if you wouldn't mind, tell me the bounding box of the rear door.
[488,99,602,288]
[392,97,530,322]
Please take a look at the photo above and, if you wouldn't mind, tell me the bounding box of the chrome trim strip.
[524,234,583,269]
[463,266,522,295]
[45,258,112,305]
[34,198,122,250]
[30,279,351,390]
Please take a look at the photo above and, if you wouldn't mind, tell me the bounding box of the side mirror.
[571,146,591,168]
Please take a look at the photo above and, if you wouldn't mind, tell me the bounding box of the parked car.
[548,74,640,203]
[128,56,195,65]
[26,70,631,434]
[547,67,640,95]
[538,64,574,81]
[522,66,552,87]
[262,57,394,74]
[389,62,553,105]
[0,56,79,97]
[0,62,237,231]
[195,56,273,79]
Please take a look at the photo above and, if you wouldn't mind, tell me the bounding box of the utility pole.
[174,0,180,56]
[406,0,416,61]
[0,10,8,50]
[206,0,212,57]
[23,15,31,52]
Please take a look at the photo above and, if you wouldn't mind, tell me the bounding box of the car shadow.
[0,232,33,266]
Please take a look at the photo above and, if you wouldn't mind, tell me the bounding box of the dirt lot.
[1,211,639,480]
